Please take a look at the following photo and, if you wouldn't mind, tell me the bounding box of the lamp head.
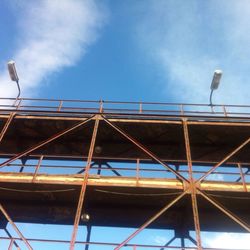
[7,60,19,82]
[81,213,90,222]
[210,70,222,90]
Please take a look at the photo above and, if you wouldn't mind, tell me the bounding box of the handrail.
[1,96,250,106]
[0,236,246,250]
[1,97,250,118]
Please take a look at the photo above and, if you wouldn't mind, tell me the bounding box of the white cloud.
[204,232,250,249]
[135,0,250,105]
[206,173,224,181]
[0,0,107,98]
[152,235,168,245]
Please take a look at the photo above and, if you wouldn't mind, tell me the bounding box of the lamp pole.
[209,70,222,106]
[7,61,20,102]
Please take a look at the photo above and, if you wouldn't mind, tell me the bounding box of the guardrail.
[3,237,246,250]
[1,97,250,117]
[1,158,249,188]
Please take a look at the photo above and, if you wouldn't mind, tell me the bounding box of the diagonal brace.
[102,116,188,183]
[0,112,16,143]
[197,136,250,183]
[0,116,93,169]
[198,189,250,233]
[105,162,121,176]
[0,203,33,250]
[114,190,188,250]
[159,236,176,250]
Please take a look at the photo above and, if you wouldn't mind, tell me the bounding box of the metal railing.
[1,97,250,118]
[3,236,248,250]
[1,158,249,189]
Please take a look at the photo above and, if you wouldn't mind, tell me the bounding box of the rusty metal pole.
[183,119,202,249]
[0,204,33,250]
[114,190,188,250]
[70,115,100,250]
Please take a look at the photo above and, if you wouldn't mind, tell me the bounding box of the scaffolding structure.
[0,97,250,249]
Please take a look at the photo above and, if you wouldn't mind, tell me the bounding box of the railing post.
[14,98,22,110]
[32,155,44,183]
[180,104,184,116]
[136,159,140,185]
[223,105,227,117]
[237,163,248,192]
[99,100,103,113]
[139,102,142,114]
[58,100,63,112]
[210,105,214,113]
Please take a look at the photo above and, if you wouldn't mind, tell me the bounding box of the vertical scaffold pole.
[183,119,202,249]
[70,115,100,250]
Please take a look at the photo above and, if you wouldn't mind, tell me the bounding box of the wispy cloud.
[152,235,168,245]
[135,0,250,105]
[206,173,224,181]
[204,232,250,249]
[0,0,107,98]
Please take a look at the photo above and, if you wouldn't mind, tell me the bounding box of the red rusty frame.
[100,116,196,250]
[102,115,188,183]
[0,102,250,249]
[0,114,94,249]
[187,121,250,235]
[0,116,94,169]
[186,119,250,240]
[102,116,250,249]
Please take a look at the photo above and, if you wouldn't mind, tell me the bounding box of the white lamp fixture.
[210,70,222,106]
[7,60,20,100]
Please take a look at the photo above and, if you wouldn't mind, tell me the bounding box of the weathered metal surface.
[0,98,250,249]
[1,116,250,165]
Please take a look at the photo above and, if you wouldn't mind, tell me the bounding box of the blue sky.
[2,0,250,105]
[1,0,250,249]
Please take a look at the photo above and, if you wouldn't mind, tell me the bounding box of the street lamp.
[7,60,20,100]
[209,70,222,106]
